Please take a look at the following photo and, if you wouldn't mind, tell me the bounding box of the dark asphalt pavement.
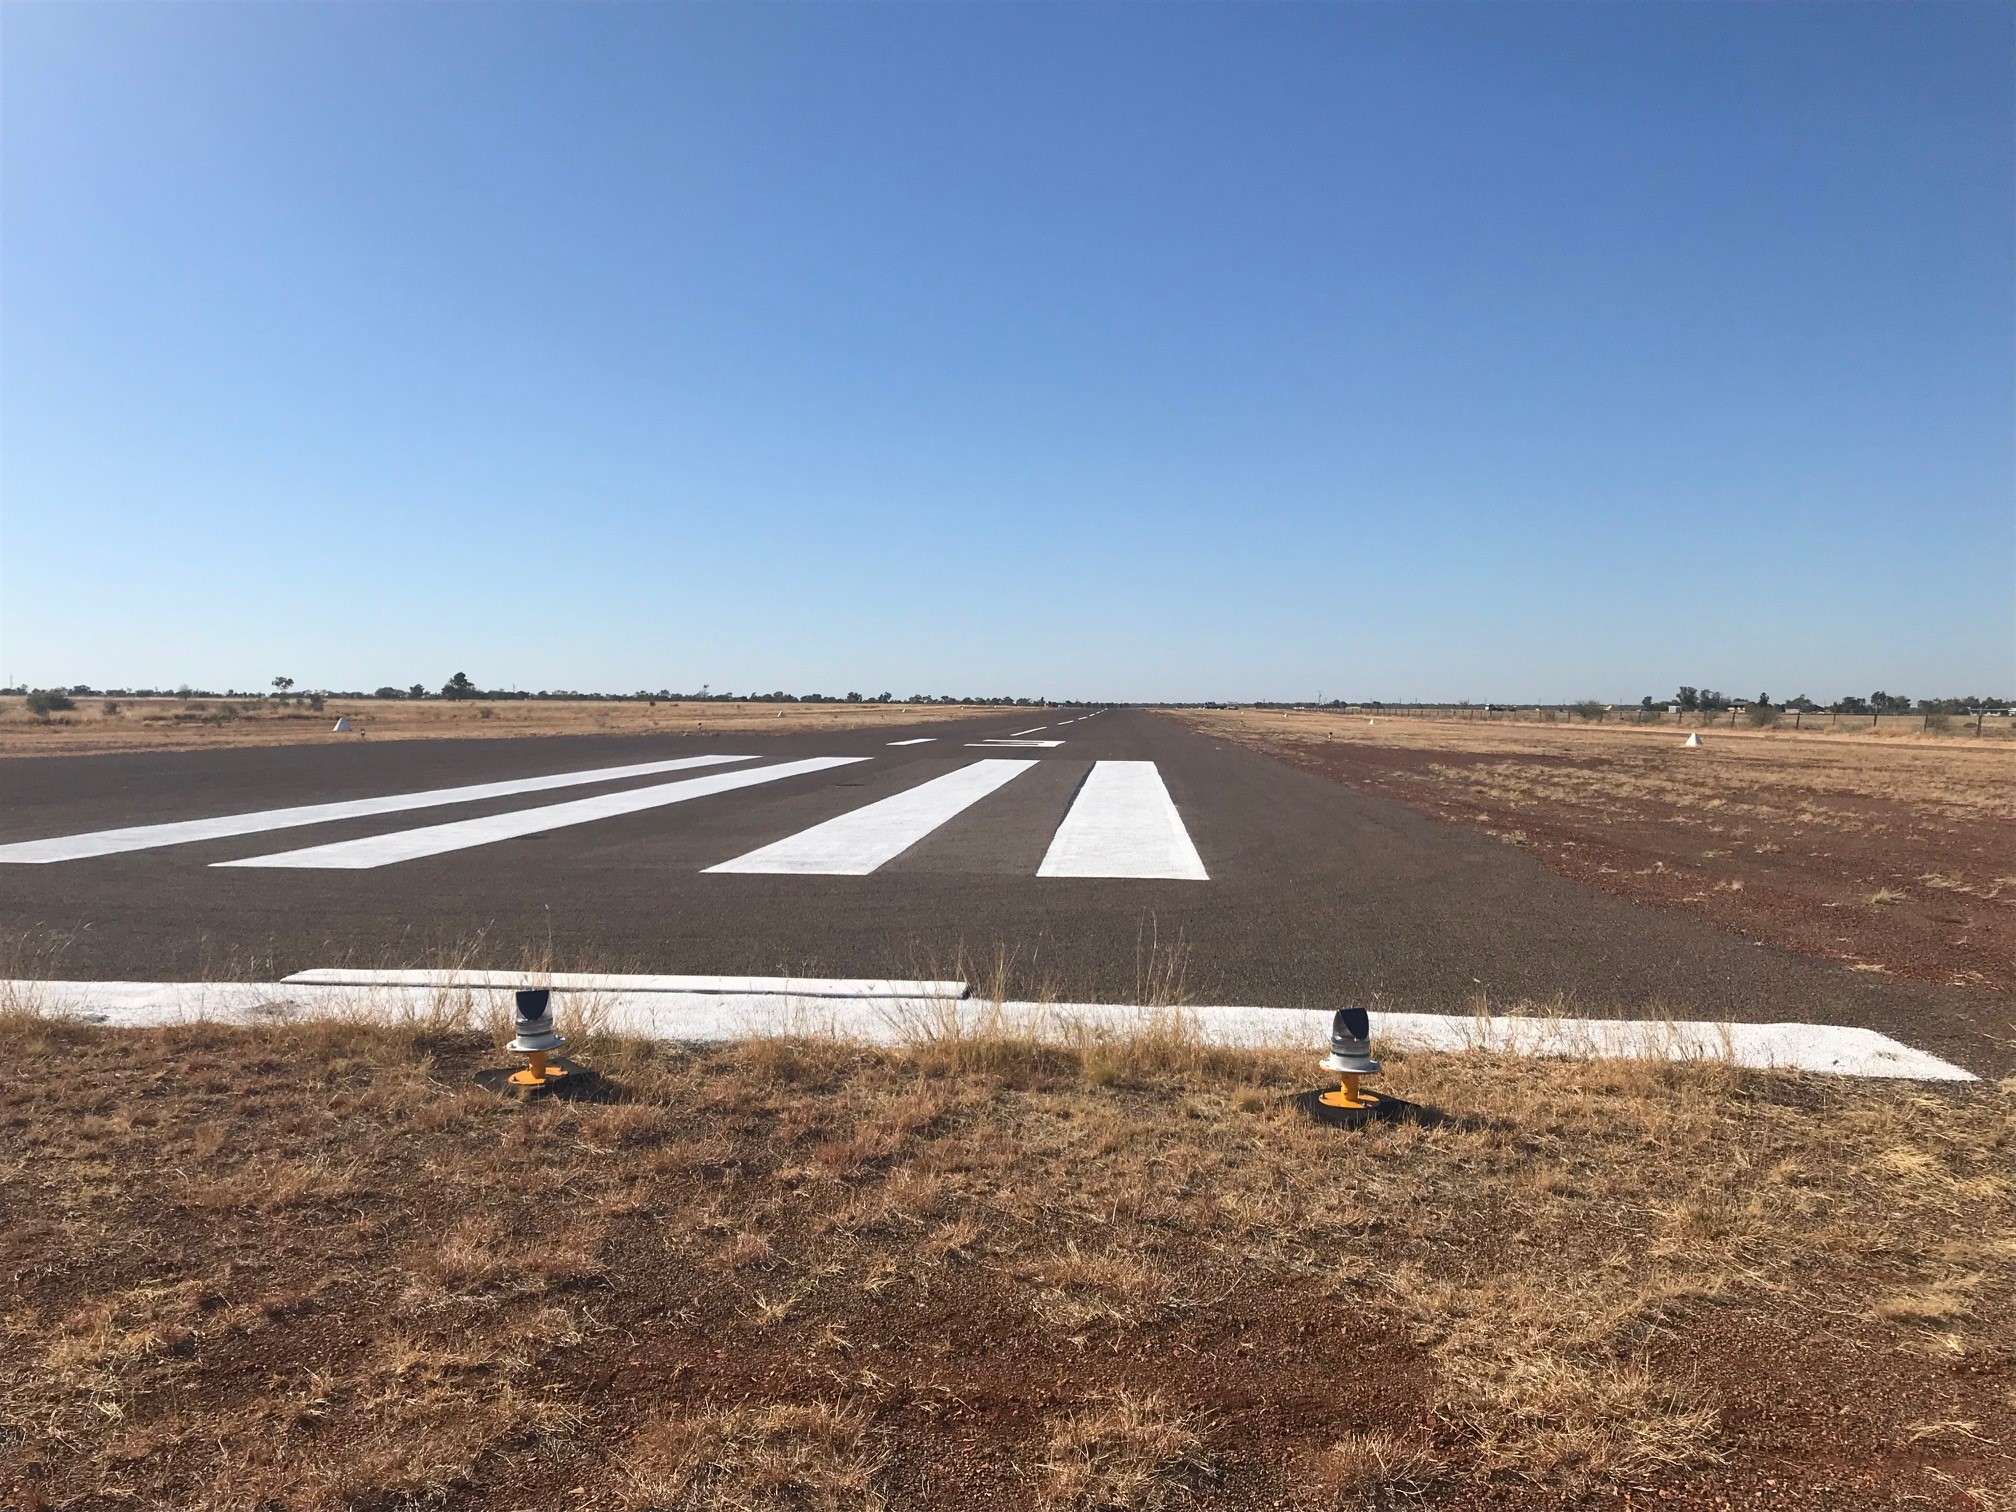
[1,708,2002,1072]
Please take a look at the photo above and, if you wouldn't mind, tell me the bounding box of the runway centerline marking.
[886,738,936,746]
[967,740,1064,748]
[705,759,1037,876]
[1038,760,1207,880]
[1009,726,1049,735]
[0,753,758,864]
[215,757,867,870]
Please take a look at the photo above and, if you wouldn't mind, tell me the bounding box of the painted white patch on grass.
[216,757,867,869]
[1038,760,1206,880]
[281,968,966,998]
[705,759,1036,875]
[13,982,1977,1080]
[0,754,758,864]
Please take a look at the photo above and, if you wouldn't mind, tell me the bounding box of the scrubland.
[0,698,1002,758]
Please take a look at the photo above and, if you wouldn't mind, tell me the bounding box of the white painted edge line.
[966,740,1065,748]
[0,753,759,864]
[705,759,1036,875]
[1039,759,1207,880]
[280,969,969,999]
[887,738,936,746]
[215,756,869,869]
[8,983,1977,1080]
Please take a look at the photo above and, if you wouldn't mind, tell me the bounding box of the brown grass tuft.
[1038,1391,1211,1510]
[618,1401,885,1511]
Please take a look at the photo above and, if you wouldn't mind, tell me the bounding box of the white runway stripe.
[1010,726,1049,735]
[886,738,936,746]
[705,759,1036,875]
[1038,760,1207,880]
[968,739,1063,748]
[216,757,866,869]
[0,754,758,864]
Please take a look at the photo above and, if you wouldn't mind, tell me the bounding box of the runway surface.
[3,707,2002,1072]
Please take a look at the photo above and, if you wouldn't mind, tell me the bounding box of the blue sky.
[3,1,2009,702]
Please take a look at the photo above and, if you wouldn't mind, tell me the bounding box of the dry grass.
[617,1400,885,1511]
[1175,707,2016,826]
[0,695,1005,757]
[1038,1391,1212,1509]
[2,1006,2010,1510]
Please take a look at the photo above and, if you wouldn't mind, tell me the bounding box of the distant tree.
[1755,692,1772,710]
[846,691,863,703]
[407,683,426,700]
[1698,689,1730,711]
[373,686,404,699]
[1571,700,1606,721]
[306,691,326,712]
[1676,686,1699,712]
[442,672,477,700]
[874,692,892,703]
[1786,694,1818,712]
[271,676,294,699]
[25,688,74,716]
[1871,691,1911,714]
[1833,696,1870,715]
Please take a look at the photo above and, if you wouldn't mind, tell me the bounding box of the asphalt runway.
[3,708,2002,1073]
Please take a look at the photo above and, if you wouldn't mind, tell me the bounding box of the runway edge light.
[1292,1007,1419,1129]
[475,988,592,1098]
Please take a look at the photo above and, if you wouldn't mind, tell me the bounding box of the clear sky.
[3,1,2010,703]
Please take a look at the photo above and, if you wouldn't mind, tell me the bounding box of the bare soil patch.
[1175,710,2016,997]
[0,699,1004,759]
[4,1015,2009,1511]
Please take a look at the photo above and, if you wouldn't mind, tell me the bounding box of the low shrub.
[25,689,75,717]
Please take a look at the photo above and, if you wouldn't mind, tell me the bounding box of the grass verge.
[3,1011,2010,1510]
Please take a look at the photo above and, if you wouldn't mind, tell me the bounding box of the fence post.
[1977,709,1985,736]
[1793,710,1801,731]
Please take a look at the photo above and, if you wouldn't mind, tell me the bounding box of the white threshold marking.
[0,754,758,864]
[1039,760,1206,880]
[705,759,1036,875]
[282,968,967,999]
[216,756,867,869]
[14,981,1977,1080]
[887,738,936,746]
[967,739,1064,748]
